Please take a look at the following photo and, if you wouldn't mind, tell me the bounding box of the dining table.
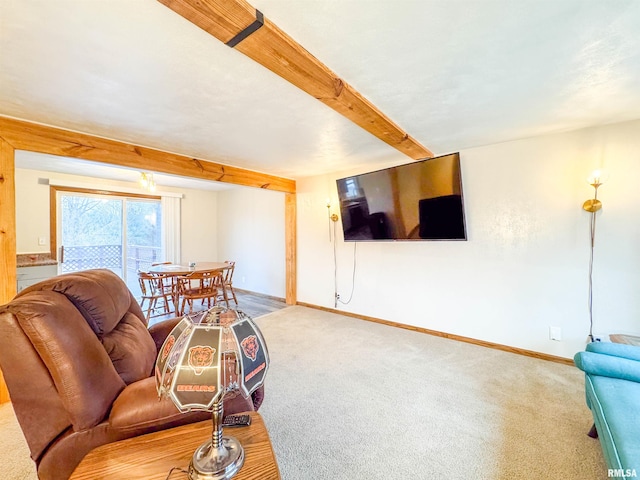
[147,262,231,315]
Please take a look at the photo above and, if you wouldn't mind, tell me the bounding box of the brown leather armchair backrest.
[0,269,157,463]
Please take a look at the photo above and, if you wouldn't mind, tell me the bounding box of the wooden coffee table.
[70,412,280,480]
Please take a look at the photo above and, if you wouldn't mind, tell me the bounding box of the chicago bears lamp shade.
[155,307,269,480]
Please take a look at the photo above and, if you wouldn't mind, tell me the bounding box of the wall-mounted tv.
[336,152,466,241]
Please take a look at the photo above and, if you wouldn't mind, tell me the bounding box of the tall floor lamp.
[582,169,607,342]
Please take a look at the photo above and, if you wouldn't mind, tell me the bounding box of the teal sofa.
[574,342,640,477]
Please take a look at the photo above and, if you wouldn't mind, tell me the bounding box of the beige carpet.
[0,402,37,479]
[0,305,604,479]
[255,306,604,479]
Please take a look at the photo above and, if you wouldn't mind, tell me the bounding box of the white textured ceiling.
[2,0,640,182]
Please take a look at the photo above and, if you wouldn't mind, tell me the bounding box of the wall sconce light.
[327,200,339,223]
[326,199,339,241]
[583,169,607,343]
[139,172,156,192]
[582,169,607,212]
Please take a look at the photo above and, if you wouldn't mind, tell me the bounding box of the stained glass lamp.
[156,306,269,480]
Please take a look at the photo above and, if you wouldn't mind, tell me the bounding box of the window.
[56,188,162,296]
[344,178,362,199]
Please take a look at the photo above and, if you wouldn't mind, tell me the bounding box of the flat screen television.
[336,152,466,241]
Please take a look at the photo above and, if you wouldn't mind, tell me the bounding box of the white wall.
[217,186,286,298]
[15,163,286,299]
[178,188,218,264]
[14,167,218,263]
[15,168,50,254]
[297,119,640,359]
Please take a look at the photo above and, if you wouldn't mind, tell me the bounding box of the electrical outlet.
[549,326,562,341]
[38,236,46,246]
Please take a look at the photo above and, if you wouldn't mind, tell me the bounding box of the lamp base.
[188,436,245,480]
[582,199,602,212]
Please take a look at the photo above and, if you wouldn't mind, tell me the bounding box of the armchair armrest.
[574,350,640,383]
[586,341,640,362]
[148,317,182,353]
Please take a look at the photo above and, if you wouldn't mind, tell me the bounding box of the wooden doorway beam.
[0,116,296,293]
[0,117,295,194]
[157,0,434,160]
[284,193,296,305]
[0,137,16,305]
[0,118,298,402]
[0,137,16,403]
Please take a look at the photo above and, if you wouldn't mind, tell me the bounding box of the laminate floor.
[230,289,289,319]
[147,289,288,326]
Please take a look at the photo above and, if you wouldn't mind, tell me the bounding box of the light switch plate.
[549,326,562,341]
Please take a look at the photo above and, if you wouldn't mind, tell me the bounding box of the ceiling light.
[139,172,156,192]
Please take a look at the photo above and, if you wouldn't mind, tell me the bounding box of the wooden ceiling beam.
[0,116,295,193]
[157,0,434,160]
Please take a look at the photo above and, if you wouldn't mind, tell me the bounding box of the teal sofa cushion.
[576,344,640,477]
[575,351,640,383]
[586,375,640,472]
[586,341,640,362]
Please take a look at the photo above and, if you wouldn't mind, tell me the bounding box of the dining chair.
[176,270,221,315]
[150,261,175,295]
[212,273,230,309]
[149,263,175,294]
[223,260,238,305]
[138,271,173,320]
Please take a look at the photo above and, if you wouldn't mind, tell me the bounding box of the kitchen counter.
[17,253,58,268]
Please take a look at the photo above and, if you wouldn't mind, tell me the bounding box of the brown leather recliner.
[0,269,263,480]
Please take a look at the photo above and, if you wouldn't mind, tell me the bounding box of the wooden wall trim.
[157,0,433,160]
[297,302,575,366]
[0,137,16,303]
[285,193,297,305]
[0,370,9,404]
[0,116,295,194]
[0,137,16,403]
[49,185,57,261]
[51,185,162,200]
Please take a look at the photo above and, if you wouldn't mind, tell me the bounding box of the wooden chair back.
[223,261,235,284]
[222,261,238,305]
[137,271,172,320]
[176,270,221,314]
